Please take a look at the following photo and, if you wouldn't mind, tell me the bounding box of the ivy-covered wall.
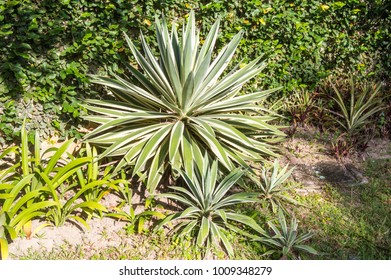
[1,0,390,143]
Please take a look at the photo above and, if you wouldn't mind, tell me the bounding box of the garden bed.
[7,136,390,260]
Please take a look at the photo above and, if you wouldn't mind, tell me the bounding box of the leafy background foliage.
[1,0,390,143]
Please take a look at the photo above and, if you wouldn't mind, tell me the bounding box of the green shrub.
[327,76,385,135]
[322,76,386,157]
[1,121,123,232]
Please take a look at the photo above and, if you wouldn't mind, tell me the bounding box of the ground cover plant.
[255,160,301,213]
[253,210,318,260]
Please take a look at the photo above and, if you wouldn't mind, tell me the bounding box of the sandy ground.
[8,216,129,259]
[7,193,133,259]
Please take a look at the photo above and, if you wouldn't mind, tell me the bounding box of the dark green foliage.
[1,0,390,143]
[194,0,390,89]
[0,0,140,142]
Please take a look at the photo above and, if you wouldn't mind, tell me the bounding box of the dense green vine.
[0,0,389,143]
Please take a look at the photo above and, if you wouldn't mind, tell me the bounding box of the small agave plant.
[156,155,265,257]
[258,160,301,213]
[84,11,284,193]
[254,210,318,260]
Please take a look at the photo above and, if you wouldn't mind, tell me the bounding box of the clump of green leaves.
[106,176,166,234]
[0,178,58,260]
[3,121,123,232]
[16,131,108,229]
[0,126,58,259]
[324,76,386,157]
[75,143,126,218]
[284,90,317,135]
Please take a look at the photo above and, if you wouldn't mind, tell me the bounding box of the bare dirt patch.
[281,131,390,193]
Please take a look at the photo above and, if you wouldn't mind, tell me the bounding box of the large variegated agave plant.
[84,11,284,193]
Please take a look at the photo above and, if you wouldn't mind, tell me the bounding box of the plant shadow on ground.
[277,126,391,259]
[294,158,391,259]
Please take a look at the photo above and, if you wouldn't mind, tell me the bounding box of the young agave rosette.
[157,155,265,257]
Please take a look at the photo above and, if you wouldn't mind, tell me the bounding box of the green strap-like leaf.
[3,174,34,211]
[68,215,91,231]
[71,201,108,214]
[182,71,195,111]
[181,128,195,178]
[213,168,244,203]
[195,18,220,70]
[11,201,59,230]
[294,244,318,255]
[50,157,91,188]
[196,216,210,247]
[133,123,173,175]
[43,139,75,175]
[226,212,267,236]
[169,121,184,168]
[21,120,29,177]
[146,139,169,194]
[0,237,9,260]
[215,192,259,209]
[166,186,199,206]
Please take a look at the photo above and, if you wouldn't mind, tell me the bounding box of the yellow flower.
[259,18,266,25]
[185,3,192,9]
[320,4,330,11]
[143,19,151,26]
[263,7,273,14]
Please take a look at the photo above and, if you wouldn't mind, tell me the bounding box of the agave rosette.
[157,155,265,257]
[84,11,284,193]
